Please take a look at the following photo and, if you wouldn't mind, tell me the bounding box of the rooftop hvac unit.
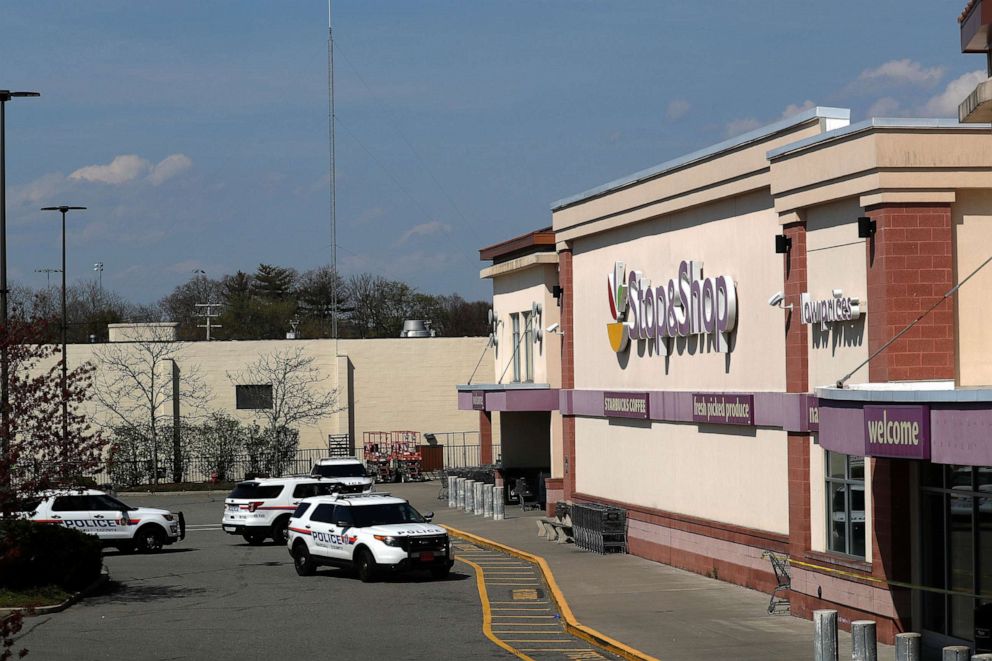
[399,319,435,338]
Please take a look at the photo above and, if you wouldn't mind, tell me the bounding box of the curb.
[443,524,660,661]
[0,568,110,618]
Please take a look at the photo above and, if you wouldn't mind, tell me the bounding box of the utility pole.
[194,303,222,341]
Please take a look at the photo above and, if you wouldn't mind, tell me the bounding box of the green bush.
[0,520,103,592]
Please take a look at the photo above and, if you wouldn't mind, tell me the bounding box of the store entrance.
[919,464,992,655]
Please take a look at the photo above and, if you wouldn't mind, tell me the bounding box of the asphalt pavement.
[15,490,508,661]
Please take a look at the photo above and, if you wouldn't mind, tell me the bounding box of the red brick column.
[559,248,576,500]
[783,221,811,560]
[864,205,954,382]
[479,410,493,465]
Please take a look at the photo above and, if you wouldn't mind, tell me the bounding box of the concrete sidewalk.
[396,481,896,661]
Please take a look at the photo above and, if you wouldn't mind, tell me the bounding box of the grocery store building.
[468,106,992,652]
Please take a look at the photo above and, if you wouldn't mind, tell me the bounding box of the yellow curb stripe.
[456,555,537,661]
[444,525,660,661]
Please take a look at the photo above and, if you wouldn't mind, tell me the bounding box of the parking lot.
[16,489,510,661]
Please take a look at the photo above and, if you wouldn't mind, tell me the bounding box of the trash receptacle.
[976,602,992,653]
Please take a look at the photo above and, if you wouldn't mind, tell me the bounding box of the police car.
[222,476,361,545]
[18,489,185,553]
[310,457,374,493]
[287,492,453,582]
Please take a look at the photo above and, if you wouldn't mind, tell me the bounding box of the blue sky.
[0,0,980,304]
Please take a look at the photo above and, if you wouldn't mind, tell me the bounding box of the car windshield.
[312,463,366,478]
[350,503,426,527]
[92,495,136,511]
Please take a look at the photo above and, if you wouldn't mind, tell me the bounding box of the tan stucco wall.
[954,189,992,387]
[805,199,870,389]
[492,264,560,386]
[574,416,789,534]
[570,191,786,391]
[64,337,490,452]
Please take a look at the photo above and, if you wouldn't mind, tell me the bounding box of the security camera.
[768,292,784,307]
[545,322,560,334]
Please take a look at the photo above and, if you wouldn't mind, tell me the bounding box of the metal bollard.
[483,485,493,518]
[851,621,877,661]
[448,476,457,508]
[456,478,466,509]
[813,610,838,661]
[474,482,484,515]
[894,633,921,661]
[494,486,505,520]
[464,480,475,513]
[941,647,970,661]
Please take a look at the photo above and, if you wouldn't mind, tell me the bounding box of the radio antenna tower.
[328,0,339,356]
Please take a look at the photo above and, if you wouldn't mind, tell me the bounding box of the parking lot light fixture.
[40,205,86,448]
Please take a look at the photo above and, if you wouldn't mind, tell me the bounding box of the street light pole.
[93,262,103,292]
[41,205,85,450]
[0,89,39,502]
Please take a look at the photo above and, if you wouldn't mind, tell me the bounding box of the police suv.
[287,492,453,582]
[18,488,185,553]
[222,476,368,545]
[310,457,374,493]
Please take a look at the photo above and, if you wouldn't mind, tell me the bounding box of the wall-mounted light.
[775,234,792,254]
[857,216,876,238]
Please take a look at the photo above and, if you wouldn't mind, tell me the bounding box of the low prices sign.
[603,392,650,419]
[692,394,754,426]
[863,405,931,460]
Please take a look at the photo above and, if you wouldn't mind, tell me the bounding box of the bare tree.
[227,347,340,472]
[93,326,210,484]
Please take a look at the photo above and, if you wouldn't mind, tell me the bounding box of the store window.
[920,464,992,643]
[522,311,534,382]
[511,314,521,382]
[825,452,866,558]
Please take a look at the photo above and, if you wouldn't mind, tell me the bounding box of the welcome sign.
[863,405,930,460]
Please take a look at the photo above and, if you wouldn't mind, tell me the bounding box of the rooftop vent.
[400,319,436,338]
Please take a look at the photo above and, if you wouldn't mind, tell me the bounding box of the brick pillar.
[864,205,955,382]
[783,221,811,560]
[559,248,576,500]
[479,410,493,465]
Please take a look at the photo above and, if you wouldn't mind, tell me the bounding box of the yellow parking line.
[456,555,536,661]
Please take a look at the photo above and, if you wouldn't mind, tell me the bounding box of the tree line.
[11,265,490,342]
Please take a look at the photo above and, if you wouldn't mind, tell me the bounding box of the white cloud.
[148,154,193,185]
[70,154,150,184]
[867,97,902,117]
[724,117,762,138]
[781,100,815,118]
[859,59,944,88]
[9,172,66,206]
[397,221,451,245]
[922,70,988,117]
[666,98,691,121]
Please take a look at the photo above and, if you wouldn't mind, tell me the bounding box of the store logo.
[606,260,738,355]
[800,289,863,330]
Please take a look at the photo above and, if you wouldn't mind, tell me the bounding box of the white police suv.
[18,488,185,553]
[310,457,374,493]
[287,492,453,582]
[222,476,358,545]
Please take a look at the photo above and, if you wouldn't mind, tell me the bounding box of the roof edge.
[551,106,850,212]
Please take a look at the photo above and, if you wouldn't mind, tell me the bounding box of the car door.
[328,504,358,562]
[88,494,132,542]
[50,495,105,539]
[305,503,338,560]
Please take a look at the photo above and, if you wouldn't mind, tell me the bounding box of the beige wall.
[492,264,560,386]
[65,336,490,452]
[571,191,786,391]
[575,416,789,534]
[805,199,870,389]
[954,189,992,387]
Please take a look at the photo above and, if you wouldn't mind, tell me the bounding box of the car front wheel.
[136,525,164,553]
[356,549,378,583]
